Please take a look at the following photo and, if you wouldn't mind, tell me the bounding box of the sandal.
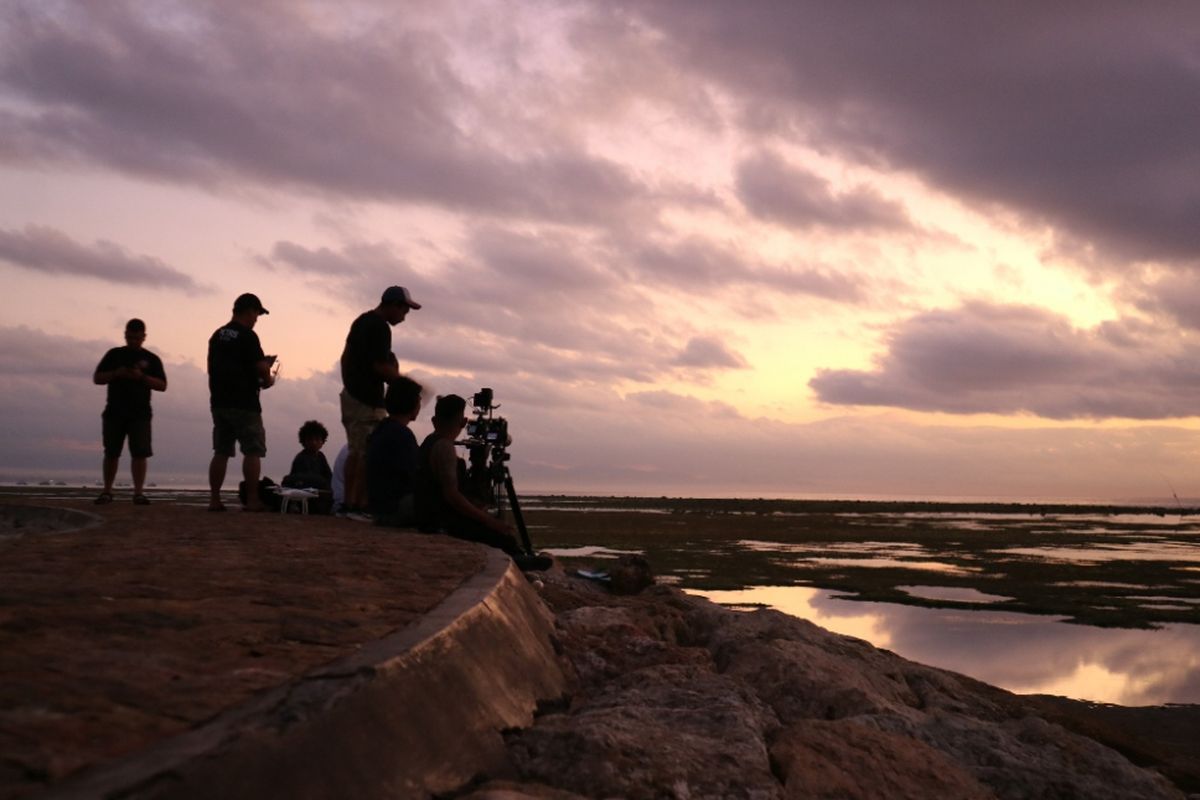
[207,501,227,512]
[93,492,114,505]
[133,494,151,506]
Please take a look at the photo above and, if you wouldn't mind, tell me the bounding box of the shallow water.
[525,495,1200,706]
[693,585,1200,705]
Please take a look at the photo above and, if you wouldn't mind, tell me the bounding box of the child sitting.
[282,420,334,513]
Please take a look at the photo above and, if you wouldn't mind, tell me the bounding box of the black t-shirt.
[340,311,395,408]
[285,450,332,490]
[95,346,166,418]
[207,321,265,411]
[366,418,419,516]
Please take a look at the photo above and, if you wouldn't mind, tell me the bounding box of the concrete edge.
[46,545,567,800]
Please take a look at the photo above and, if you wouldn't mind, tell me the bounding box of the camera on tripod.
[465,388,509,448]
[457,388,537,559]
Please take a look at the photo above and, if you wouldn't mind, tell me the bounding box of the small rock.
[608,554,653,595]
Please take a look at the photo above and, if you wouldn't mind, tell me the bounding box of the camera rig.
[459,388,534,556]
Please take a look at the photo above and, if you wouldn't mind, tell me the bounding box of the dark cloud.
[671,336,747,369]
[810,303,1200,420]
[619,2,1200,266]
[735,150,911,230]
[1131,274,1200,332]
[0,1,662,226]
[0,225,202,291]
[621,234,868,303]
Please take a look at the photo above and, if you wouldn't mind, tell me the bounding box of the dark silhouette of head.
[385,376,423,417]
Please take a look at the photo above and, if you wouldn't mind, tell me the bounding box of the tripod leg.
[503,473,535,555]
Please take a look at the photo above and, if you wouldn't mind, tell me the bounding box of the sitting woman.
[282,419,334,513]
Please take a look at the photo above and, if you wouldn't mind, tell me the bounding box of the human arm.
[257,357,276,389]
[94,349,166,390]
[372,354,401,382]
[430,439,513,536]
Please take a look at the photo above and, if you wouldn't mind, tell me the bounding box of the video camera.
[465,388,508,448]
[459,388,535,557]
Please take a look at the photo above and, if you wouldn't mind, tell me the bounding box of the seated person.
[366,376,422,526]
[414,394,523,556]
[282,419,333,513]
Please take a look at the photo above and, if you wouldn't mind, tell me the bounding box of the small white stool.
[277,487,320,514]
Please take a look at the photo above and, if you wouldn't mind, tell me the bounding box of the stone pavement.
[0,497,487,799]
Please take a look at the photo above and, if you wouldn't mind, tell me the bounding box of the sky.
[3,1,1200,500]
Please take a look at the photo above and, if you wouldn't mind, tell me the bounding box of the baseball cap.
[233,293,269,314]
[381,286,421,310]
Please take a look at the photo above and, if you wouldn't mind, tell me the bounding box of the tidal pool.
[693,585,1200,706]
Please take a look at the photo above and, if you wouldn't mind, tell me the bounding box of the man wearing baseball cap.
[207,293,275,512]
[338,286,420,519]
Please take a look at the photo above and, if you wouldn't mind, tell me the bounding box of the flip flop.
[132,494,151,506]
[93,492,114,505]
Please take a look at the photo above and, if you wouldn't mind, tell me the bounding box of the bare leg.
[131,457,147,495]
[345,451,367,509]
[102,457,119,493]
[243,454,264,510]
[208,454,229,509]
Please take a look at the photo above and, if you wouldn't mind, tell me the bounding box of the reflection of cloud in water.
[996,542,1200,563]
[541,545,644,558]
[692,586,1200,705]
[1050,581,1149,589]
[803,557,978,573]
[737,539,925,555]
[897,585,1012,603]
[738,540,977,573]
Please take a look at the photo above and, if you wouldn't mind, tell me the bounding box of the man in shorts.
[207,293,275,512]
[92,318,167,505]
[339,285,421,518]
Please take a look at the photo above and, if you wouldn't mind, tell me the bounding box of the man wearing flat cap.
[338,285,421,519]
[207,293,275,512]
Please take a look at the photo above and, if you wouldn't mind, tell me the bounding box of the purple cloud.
[735,150,912,231]
[672,336,747,369]
[0,2,661,226]
[618,2,1200,266]
[0,225,202,291]
[810,303,1200,420]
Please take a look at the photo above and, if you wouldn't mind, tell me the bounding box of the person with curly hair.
[283,419,333,494]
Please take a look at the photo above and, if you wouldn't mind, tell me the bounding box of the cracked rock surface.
[460,570,1186,800]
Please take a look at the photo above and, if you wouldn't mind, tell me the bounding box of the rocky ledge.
[457,562,1193,800]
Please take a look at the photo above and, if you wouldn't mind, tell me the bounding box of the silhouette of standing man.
[92,318,167,505]
[338,286,420,519]
[207,293,275,512]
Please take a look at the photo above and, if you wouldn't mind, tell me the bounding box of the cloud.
[8,325,1200,501]
[618,2,1200,267]
[0,1,673,226]
[735,150,912,231]
[810,303,1200,420]
[621,233,869,304]
[671,336,747,369]
[1130,273,1200,332]
[0,225,202,291]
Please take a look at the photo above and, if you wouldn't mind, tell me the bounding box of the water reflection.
[693,585,1200,705]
